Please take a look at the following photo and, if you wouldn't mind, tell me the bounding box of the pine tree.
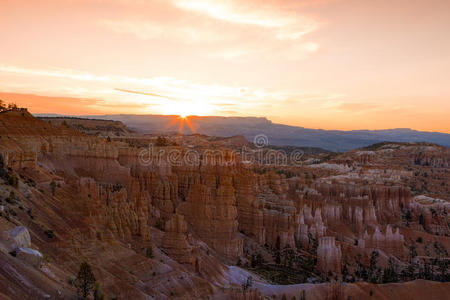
[419,213,424,226]
[256,252,264,266]
[50,180,56,196]
[355,253,364,280]
[75,262,96,299]
[7,103,17,110]
[275,251,281,265]
[382,258,398,283]
[409,243,417,264]
[241,276,253,291]
[342,263,349,282]
[275,236,281,264]
[146,247,154,258]
[368,251,380,283]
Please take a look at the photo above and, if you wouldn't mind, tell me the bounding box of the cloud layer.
[1,0,450,132]
[99,0,321,60]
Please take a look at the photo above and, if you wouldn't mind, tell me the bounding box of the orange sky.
[1,0,449,132]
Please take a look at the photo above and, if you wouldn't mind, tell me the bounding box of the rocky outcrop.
[162,214,194,265]
[0,226,43,269]
[0,226,31,253]
[179,172,243,259]
[16,247,43,267]
[38,117,133,137]
[235,172,299,250]
[413,146,450,168]
[355,151,375,164]
[1,111,449,299]
[296,204,326,249]
[358,225,405,258]
[77,177,151,242]
[317,236,342,275]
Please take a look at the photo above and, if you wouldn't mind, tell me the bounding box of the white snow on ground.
[226,266,264,285]
[225,266,328,298]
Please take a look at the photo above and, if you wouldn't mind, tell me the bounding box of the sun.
[159,100,213,117]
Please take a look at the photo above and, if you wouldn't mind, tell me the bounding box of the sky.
[1,0,449,132]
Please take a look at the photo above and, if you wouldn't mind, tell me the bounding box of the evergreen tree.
[50,180,56,196]
[75,262,96,299]
[355,253,368,281]
[342,263,349,282]
[256,253,264,266]
[251,253,257,267]
[368,251,380,283]
[146,247,154,258]
[275,251,281,265]
[401,264,416,281]
[421,261,432,280]
[275,236,281,264]
[419,214,424,226]
[409,243,418,264]
[382,258,398,283]
[241,276,253,291]
[438,259,449,282]
[7,103,17,110]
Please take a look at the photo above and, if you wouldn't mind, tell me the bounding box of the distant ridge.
[34,113,450,151]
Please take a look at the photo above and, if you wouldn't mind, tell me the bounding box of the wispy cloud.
[0,64,340,116]
[171,0,320,41]
[114,88,178,101]
[0,65,110,82]
[99,19,223,43]
[98,0,322,60]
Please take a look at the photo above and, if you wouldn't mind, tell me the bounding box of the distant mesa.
[35,113,450,151]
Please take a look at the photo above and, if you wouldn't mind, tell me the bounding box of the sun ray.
[178,116,185,134]
[184,116,196,133]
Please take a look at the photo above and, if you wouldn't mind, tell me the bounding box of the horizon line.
[32,112,450,135]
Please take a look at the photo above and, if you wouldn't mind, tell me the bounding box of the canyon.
[0,109,449,299]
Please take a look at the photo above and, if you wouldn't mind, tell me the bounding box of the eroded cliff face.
[0,111,449,299]
[0,111,242,299]
[162,213,194,265]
